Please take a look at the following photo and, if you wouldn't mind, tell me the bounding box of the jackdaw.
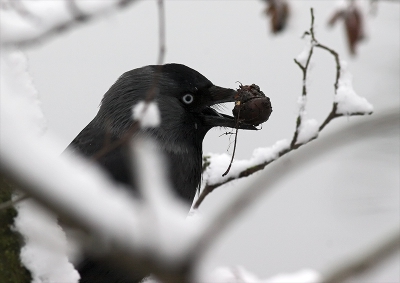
[67,63,256,282]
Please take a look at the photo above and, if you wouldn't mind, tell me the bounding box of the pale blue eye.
[182,94,194,104]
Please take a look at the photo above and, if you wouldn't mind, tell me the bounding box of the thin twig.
[222,128,239,177]
[156,0,166,66]
[222,101,242,176]
[290,13,314,148]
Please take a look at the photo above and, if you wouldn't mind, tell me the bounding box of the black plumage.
[68,63,255,203]
[66,63,256,282]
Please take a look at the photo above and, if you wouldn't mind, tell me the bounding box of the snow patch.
[297,119,319,144]
[132,101,161,128]
[14,200,80,283]
[296,40,313,67]
[335,61,373,115]
[0,51,46,135]
[204,139,290,185]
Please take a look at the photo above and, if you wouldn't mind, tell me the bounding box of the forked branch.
[194,8,373,209]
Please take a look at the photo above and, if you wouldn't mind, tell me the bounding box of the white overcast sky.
[25,1,399,280]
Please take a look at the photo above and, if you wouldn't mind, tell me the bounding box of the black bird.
[67,63,256,282]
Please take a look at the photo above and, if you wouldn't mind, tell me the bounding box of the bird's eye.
[182,94,194,104]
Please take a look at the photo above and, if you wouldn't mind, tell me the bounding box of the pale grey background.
[25,1,399,281]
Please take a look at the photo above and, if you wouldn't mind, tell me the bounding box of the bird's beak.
[201,85,257,130]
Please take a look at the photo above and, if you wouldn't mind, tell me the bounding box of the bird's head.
[97,63,257,144]
[85,64,262,203]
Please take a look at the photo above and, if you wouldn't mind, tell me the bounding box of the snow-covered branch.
[0,92,195,281]
[0,0,138,48]
[194,8,373,209]
[191,107,399,275]
[322,228,400,283]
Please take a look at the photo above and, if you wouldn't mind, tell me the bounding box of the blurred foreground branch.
[322,229,400,283]
[190,107,399,266]
[0,0,138,48]
[1,96,397,282]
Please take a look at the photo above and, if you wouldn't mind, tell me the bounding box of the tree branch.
[322,229,400,283]
[1,0,138,48]
[190,108,399,264]
[194,7,372,209]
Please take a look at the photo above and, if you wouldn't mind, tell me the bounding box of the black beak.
[201,85,257,130]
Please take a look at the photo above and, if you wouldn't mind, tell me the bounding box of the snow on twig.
[335,61,373,115]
